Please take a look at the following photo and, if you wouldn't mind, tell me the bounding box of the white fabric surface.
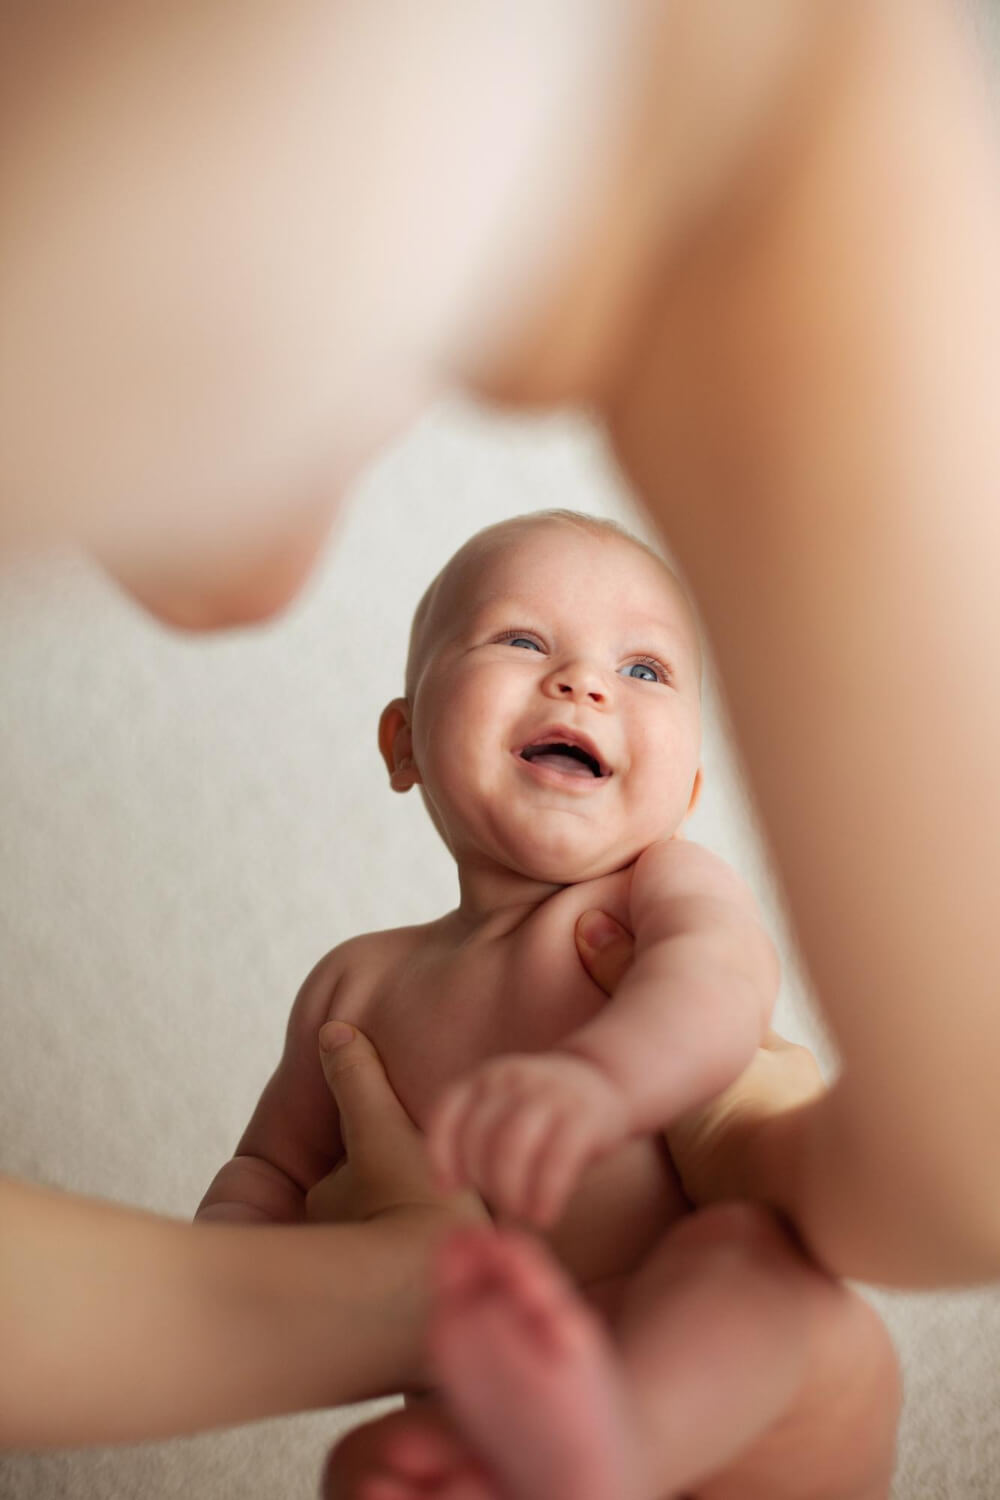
[2,402,999,1497]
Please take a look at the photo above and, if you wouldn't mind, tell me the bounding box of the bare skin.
[199,520,898,1500]
[0,4,830,561]
[26,0,1000,1283]
[320,1013,886,1500]
[1,0,998,1465]
[326,1215,899,1500]
[422,1214,899,1500]
[0,1028,485,1446]
[324,930,899,1500]
[604,0,1000,1285]
[198,525,726,1292]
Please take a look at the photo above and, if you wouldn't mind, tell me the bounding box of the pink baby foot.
[325,1405,493,1500]
[357,1431,491,1500]
[429,1228,642,1500]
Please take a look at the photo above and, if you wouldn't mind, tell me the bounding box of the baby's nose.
[543,661,608,705]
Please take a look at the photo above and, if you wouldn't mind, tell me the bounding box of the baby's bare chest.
[363,913,611,1127]
[333,875,689,1288]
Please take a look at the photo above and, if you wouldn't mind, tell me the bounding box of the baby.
[199,511,897,1499]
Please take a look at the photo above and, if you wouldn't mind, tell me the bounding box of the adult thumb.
[318,1022,417,1158]
[575,910,635,997]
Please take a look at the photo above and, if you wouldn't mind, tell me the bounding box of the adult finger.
[318,1023,420,1162]
[575,910,634,997]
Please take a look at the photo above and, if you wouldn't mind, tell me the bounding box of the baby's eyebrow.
[441,598,521,648]
[463,596,538,628]
[623,610,694,655]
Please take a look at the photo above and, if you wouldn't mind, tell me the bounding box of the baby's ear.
[378,698,420,792]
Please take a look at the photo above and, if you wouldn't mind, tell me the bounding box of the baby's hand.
[427,1052,629,1228]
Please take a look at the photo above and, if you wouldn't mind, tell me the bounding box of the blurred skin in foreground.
[1,0,999,1478]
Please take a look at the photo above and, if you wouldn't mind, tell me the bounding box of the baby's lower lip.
[514,751,609,790]
[523,751,594,778]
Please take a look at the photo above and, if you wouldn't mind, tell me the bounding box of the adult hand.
[307,1023,487,1232]
[574,910,826,1207]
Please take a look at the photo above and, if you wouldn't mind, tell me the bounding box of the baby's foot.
[430,1228,642,1500]
[325,1405,493,1500]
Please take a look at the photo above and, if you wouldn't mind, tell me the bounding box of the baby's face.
[407,522,702,884]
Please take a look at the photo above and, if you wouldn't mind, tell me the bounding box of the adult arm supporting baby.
[0,1031,473,1448]
[605,1,1000,1287]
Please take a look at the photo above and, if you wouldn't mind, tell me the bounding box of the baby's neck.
[449,859,569,944]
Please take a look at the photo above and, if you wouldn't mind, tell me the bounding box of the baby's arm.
[429,839,777,1225]
[196,950,345,1223]
[565,839,778,1130]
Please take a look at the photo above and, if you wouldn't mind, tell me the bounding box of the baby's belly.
[517,1135,690,1296]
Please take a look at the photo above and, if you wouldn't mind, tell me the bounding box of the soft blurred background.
[2,399,1000,1498]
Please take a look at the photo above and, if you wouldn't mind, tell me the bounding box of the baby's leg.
[617,1202,901,1500]
[427,1207,899,1500]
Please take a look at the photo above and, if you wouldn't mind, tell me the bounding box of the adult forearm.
[610,0,1000,1277]
[0,1174,432,1447]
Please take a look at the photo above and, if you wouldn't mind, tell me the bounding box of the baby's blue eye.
[621,661,660,683]
[506,636,543,652]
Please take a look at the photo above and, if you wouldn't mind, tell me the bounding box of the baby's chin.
[510,840,645,887]
[487,812,681,887]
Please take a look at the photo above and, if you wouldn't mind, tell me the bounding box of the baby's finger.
[427,1081,475,1192]
[527,1116,592,1228]
[503,1110,569,1228]
[458,1088,523,1200]
[486,1099,555,1220]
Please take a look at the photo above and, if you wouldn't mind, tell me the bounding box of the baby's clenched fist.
[427,1052,629,1227]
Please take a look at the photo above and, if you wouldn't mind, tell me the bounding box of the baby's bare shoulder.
[290,923,436,1036]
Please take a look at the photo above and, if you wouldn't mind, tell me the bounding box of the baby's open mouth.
[519,739,607,779]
